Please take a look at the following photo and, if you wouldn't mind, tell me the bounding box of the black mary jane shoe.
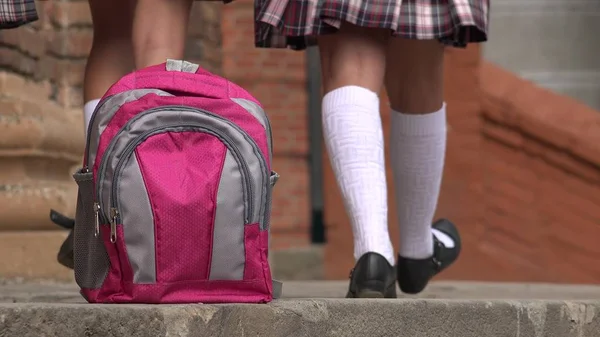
[346,252,397,298]
[396,218,461,295]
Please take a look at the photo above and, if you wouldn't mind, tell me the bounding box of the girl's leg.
[131,0,194,68]
[384,39,459,294]
[83,0,135,134]
[318,23,396,298]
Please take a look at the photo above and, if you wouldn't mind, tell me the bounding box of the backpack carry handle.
[165,59,201,73]
[104,60,227,99]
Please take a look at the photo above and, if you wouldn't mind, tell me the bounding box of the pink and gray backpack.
[72,60,281,304]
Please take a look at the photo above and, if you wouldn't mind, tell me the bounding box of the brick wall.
[479,63,600,283]
[323,46,600,283]
[0,1,85,230]
[221,1,311,249]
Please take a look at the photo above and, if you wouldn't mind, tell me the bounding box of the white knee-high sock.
[391,104,453,259]
[84,99,101,137]
[322,86,395,266]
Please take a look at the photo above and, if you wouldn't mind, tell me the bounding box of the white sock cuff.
[391,103,447,136]
[84,99,101,132]
[323,86,379,110]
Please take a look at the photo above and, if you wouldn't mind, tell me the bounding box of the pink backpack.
[72,60,281,304]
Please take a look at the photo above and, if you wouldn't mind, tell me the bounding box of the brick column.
[0,1,86,280]
[0,0,222,281]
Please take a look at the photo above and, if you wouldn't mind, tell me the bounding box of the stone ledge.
[1,297,599,337]
[3,281,600,336]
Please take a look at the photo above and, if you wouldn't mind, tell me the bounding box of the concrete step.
[2,281,600,336]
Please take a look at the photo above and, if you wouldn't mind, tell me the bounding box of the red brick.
[0,49,37,76]
[484,153,538,187]
[487,173,537,205]
[481,121,524,149]
[50,29,93,58]
[271,232,311,250]
[51,1,92,28]
[270,157,310,233]
[482,225,544,271]
[38,57,86,87]
[544,233,600,282]
[0,27,46,58]
[541,147,600,183]
[55,85,82,108]
[538,180,600,224]
[476,243,550,282]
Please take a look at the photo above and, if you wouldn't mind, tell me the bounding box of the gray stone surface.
[3,281,600,336]
[2,299,600,336]
[483,0,600,110]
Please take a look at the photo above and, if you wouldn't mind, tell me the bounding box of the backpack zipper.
[109,208,119,244]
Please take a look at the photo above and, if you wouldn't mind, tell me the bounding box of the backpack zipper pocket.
[96,106,269,241]
[109,125,255,241]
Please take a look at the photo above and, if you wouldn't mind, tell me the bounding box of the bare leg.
[319,24,388,93]
[84,0,134,101]
[385,39,444,114]
[319,24,396,294]
[131,0,194,68]
[83,0,135,132]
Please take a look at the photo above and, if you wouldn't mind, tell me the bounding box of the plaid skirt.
[0,0,38,29]
[255,0,489,50]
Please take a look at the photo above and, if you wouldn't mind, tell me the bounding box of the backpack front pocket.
[95,106,269,285]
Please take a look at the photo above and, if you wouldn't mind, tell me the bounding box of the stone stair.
[2,280,600,337]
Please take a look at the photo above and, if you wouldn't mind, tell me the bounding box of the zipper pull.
[93,202,100,237]
[109,207,119,243]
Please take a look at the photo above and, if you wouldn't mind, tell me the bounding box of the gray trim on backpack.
[209,150,246,280]
[230,98,272,165]
[97,107,267,228]
[87,89,174,170]
[119,153,156,284]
